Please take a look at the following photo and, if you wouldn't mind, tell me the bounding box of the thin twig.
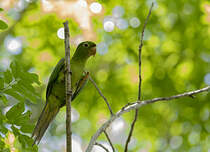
[124,3,154,152]
[138,2,154,101]
[89,75,114,115]
[104,131,115,152]
[85,86,210,152]
[63,21,72,152]
[124,109,138,152]
[95,142,110,152]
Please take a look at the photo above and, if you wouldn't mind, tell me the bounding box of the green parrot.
[32,41,96,145]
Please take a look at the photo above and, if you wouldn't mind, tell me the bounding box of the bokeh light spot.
[176,61,194,78]
[77,0,87,8]
[57,27,65,39]
[116,18,128,30]
[103,21,115,32]
[200,108,209,121]
[110,117,126,133]
[189,146,202,152]
[182,121,192,134]
[204,73,210,85]
[170,136,183,149]
[0,58,11,69]
[72,136,83,152]
[17,0,28,11]
[4,36,22,55]
[41,0,54,12]
[156,138,167,150]
[201,53,210,62]
[97,42,108,55]
[90,2,102,14]
[72,108,80,122]
[39,51,53,62]
[112,6,124,18]
[188,131,200,145]
[129,17,140,28]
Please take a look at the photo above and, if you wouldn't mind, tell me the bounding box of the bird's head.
[75,41,96,59]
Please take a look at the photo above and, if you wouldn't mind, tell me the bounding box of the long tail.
[32,102,59,145]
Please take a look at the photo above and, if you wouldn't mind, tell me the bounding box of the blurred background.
[0,0,210,152]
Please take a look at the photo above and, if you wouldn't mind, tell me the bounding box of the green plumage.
[32,41,96,145]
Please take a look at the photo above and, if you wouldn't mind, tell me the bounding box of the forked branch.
[124,3,154,152]
[85,86,210,152]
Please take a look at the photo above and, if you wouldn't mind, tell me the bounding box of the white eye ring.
[83,43,89,47]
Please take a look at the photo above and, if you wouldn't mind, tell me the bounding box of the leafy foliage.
[0,61,40,104]
[0,20,8,30]
[0,62,40,152]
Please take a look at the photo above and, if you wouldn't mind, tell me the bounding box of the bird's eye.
[83,43,89,47]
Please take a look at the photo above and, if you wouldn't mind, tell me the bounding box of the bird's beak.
[90,45,96,56]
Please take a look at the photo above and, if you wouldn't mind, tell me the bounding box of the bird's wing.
[46,58,65,99]
[72,72,89,101]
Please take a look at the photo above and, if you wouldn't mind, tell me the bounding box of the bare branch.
[124,109,138,152]
[104,131,115,152]
[124,3,154,152]
[95,142,110,152]
[63,21,72,152]
[89,75,114,115]
[138,2,154,100]
[85,86,210,152]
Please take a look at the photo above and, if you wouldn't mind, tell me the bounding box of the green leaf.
[12,83,37,103]
[0,125,8,135]
[11,125,20,136]
[19,72,41,85]
[26,73,41,85]
[6,102,25,123]
[4,89,25,102]
[20,123,34,133]
[14,111,31,126]
[19,135,33,148]
[10,61,23,79]
[18,80,36,94]
[10,61,20,78]
[0,94,8,105]
[0,8,3,12]
[3,70,13,84]
[10,61,41,85]
[0,20,8,30]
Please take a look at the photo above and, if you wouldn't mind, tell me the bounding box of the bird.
[31,41,96,145]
